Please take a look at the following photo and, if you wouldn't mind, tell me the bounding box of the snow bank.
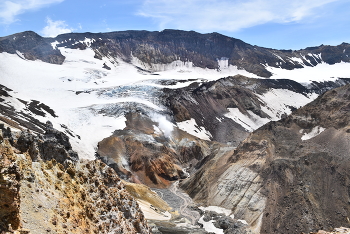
[257,89,318,121]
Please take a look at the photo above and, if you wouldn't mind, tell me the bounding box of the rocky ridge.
[0,31,64,64]
[1,30,350,78]
[181,83,350,233]
[161,75,350,144]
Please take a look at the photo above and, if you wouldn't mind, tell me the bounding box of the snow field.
[1,45,348,159]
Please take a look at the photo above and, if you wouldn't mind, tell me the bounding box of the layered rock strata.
[181,84,350,233]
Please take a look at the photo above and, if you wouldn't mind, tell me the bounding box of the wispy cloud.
[41,17,72,37]
[138,0,341,32]
[0,0,64,24]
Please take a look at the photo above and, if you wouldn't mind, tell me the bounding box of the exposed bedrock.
[0,31,65,64]
[162,75,350,145]
[49,30,350,78]
[0,122,151,234]
[97,111,213,188]
[181,84,350,234]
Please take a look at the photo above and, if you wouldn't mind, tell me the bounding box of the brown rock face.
[0,134,21,232]
[0,122,151,234]
[181,84,350,234]
[97,112,211,188]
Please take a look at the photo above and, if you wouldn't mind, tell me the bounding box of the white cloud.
[41,17,72,37]
[138,0,341,32]
[0,0,64,24]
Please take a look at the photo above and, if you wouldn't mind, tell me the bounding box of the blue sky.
[0,0,349,49]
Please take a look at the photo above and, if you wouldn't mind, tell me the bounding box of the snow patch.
[15,50,25,60]
[272,53,286,63]
[301,126,325,141]
[177,118,212,140]
[224,108,270,132]
[68,110,127,159]
[217,57,229,69]
[266,62,350,84]
[198,216,224,234]
[224,89,317,132]
[51,41,59,50]
[238,219,248,225]
[289,57,305,66]
[257,89,318,121]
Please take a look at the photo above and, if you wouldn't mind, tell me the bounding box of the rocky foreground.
[0,120,150,233]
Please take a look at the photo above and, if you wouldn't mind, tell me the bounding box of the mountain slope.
[2,30,350,79]
[1,29,350,233]
[181,83,350,233]
[44,30,350,78]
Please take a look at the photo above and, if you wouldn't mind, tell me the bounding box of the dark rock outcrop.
[161,75,350,145]
[0,31,65,64]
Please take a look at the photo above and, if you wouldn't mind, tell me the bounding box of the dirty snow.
[198,216,224,234]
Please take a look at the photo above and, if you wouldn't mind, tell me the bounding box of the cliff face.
[181,84,350,234]
[0,31,65,64]
[51,30,350,77]
[2,30,350,78]
[97,111,212,188]
[0,121,150,234]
